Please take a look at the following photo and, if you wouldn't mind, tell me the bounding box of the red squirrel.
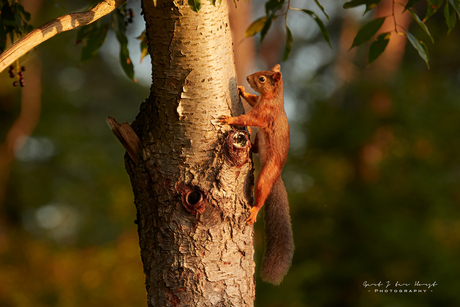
[216,64,294,285]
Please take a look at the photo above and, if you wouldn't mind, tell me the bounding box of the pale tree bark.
[0,0,257,304]
[118,0,257,305]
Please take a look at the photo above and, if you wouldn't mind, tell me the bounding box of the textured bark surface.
[126,0,256,306]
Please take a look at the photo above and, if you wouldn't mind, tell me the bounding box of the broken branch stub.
[107,116,141,163]
[225,130,251,167]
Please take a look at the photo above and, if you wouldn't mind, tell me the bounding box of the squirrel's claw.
[211,115,229,125]
[246,207,260,225]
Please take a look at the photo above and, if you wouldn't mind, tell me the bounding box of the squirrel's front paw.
[238,86,246,97]
[211,115,230,125]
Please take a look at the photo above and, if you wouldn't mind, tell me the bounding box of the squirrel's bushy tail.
[261,176,294,285]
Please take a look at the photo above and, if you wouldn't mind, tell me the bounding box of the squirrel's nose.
[246,76,250,82]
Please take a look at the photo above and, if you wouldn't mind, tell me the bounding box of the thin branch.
[392,0,398,33]
[0,0,126,73]
[285,0,291,23]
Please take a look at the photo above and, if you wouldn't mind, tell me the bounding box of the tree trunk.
[125,0,256,306]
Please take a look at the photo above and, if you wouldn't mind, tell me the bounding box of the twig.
[392,0,398,34]
[285,0,291,23]
[0,0,126,73]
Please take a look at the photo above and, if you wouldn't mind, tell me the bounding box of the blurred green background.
[1,0,460,306]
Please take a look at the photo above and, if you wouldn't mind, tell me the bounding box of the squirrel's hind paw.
[246,207,260,225]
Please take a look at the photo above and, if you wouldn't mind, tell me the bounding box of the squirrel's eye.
[259,76,266,82]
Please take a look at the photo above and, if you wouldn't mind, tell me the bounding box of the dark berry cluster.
[9,65,25,87]
[123,8,134,26]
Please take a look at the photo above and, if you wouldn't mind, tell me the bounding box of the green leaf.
[0,2,33,36]
[188,0,202,12]
[245,16,267,37]
[314,0,329,20]
[112,7,135,81]
[449,0,460,15]
[405,0,422,11]
[118,3,127,12]
[260,14,275,43]
[265,0,285,15]
[136,30,149,62]
[76,23,96,44]
[299,9,331,48]
[119,46,135,81]
[430,0,445,6]
[283,26,293,61]
[424,0,444,22]
[16,4,31,22]
[24,24,33,33]
[350,17,386,49]
[0,3,14,50]
[89,0,102,7]
[80,24,108,62]
[407,8,434,43]
[0,23,6,52]
[404,29,429,68]
[258,0,285,43]
[13,6,24,32]
[0,2,15,27]
[445,2,457,34]
[368,32,390,65]
[424,6,437,21]
[209,0,222,6]
[343,0,381,14]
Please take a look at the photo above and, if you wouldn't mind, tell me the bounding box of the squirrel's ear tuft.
[273,72,281,83]
[271,64,281,72]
